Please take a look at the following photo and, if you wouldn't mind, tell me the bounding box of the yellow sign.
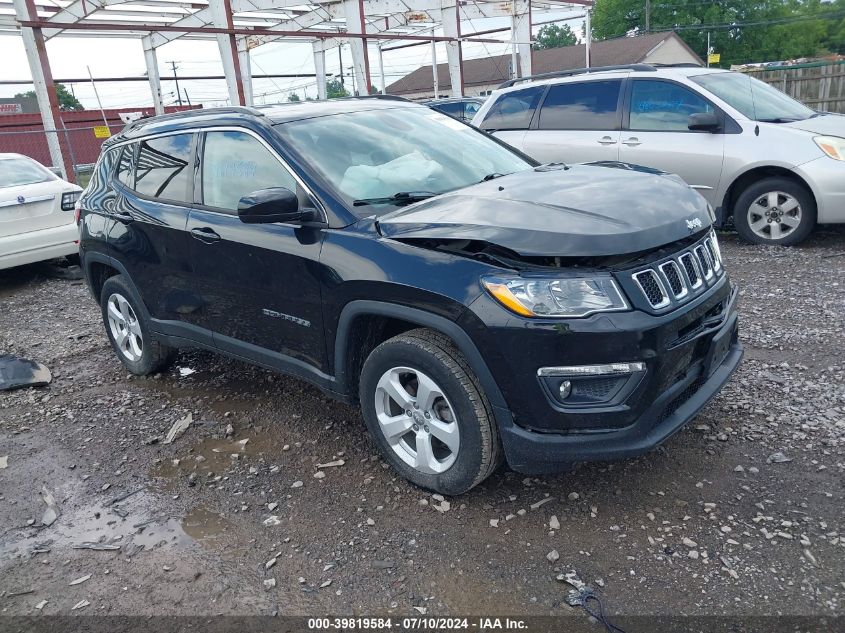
[93,125,111,138]
[707,53,721,64]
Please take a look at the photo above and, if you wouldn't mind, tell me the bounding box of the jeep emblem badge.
[686,218,703,231]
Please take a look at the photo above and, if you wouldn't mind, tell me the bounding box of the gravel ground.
[0,231,843,623]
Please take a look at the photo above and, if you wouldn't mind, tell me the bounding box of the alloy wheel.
[374,366,460,474]
[106,292,143,362]
[747,191,802,241]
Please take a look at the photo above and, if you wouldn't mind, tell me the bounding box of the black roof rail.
[124,105,265,132]
[497,64,657,89]
[648,62,703,68]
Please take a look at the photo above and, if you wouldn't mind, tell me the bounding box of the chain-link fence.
[0,123,120,186]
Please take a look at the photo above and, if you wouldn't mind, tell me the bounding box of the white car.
[0,153,82,270]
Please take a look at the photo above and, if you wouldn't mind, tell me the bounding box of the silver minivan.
[472,64,845,245]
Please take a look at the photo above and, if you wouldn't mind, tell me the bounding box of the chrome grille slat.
[628,233,724,311]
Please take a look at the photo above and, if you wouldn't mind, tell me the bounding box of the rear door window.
[629,80,715,131]
[480,86,544,131]
[433,102,464,118]
[200,130,300,213]
[538,80,622,130]
[133,133,194,203]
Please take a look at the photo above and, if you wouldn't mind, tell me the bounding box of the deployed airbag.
[0,354,52,391]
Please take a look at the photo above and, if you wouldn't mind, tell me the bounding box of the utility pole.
[184,88,192,106]
[645,0,650,32]
[706,32,710,67]
[585,10,592,68]
[338,46,344,87]
[168,61,182,106]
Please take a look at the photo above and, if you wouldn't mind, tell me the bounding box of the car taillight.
[62,190,80,211]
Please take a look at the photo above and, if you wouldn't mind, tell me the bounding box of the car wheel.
[100,274,175,375]
[733,177,816,245]
[359,328,502,495]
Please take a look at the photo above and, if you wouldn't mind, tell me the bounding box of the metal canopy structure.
[1,0,592,180]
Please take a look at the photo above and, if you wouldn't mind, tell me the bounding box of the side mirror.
[688,112,721,133]
[237,187,314,224]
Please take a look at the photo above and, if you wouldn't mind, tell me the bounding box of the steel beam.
[207,0,246,105]
[440,0,463,97]
[312,39,327,99]
[342,0,370,95]
[141,34,164,114]
[12,0,74,181]
[237,35,254,105]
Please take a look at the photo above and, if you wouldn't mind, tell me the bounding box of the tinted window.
[538,80,621,130]
[464,101,481,120]
[433,102,464,118]
[480,87,544,130]
[201,130,298,212]
[629,80,714,131]
[133,134,193,202]
[116,145,134,187]
[0,157,55,188]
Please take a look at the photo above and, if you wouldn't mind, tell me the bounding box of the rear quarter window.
[480,86,544,131]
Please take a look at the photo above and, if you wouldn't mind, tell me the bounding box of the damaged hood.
[377,163,712,257]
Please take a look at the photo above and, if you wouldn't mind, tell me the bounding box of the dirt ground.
[1,231,843,625]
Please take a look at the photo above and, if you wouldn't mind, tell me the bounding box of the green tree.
[533,23,578,50]
[15,83,84,111]
[326,79,350,99]
[287,92,301,102]
[590,0,832,67]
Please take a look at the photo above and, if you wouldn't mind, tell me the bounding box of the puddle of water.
[0,490,232,562]
[150,430,286,485]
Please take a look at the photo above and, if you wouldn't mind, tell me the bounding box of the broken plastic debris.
[69,574,91,586]
[0,355,51,391]
[71,599,90,611]
[40,485,60,527]
[178,367,196,377]
[163,413,193,444]
[73,542,121,551]
[316,459,345,468]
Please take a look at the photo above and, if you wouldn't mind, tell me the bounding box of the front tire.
[733,177,816,245]
[100,274,175,375]
[359,328,502,495]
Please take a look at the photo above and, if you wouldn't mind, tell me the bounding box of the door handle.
[597,136,616,145]
[112,211,133,223]
[190,227,221,243]
[622,137,642,146]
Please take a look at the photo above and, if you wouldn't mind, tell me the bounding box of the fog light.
[558,380,572,399]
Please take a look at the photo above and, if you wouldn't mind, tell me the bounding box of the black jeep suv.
[78,98,742,494]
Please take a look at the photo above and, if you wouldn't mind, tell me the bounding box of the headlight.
[482,275,629,318]
[814,135,845,161]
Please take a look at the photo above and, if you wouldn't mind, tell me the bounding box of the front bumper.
[464,274,742,473]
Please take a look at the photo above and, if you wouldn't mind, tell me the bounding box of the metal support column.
[313,40,327,99]
[141,35,164,115]
[208,0,246,106]
[13,0,74,181]
[512,0,532,79]
[377,42,386,94]
[441,0,464,97]
[585,9,592,68]
[237,36,254,105]
[431,40,439,98]
[342,0,371,95]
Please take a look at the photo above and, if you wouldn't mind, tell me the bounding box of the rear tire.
[359,328,502,495]
[733,177,816,245]
[100,274,175,375]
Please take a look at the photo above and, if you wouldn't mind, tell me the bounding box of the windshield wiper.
[353,191,436,207]
[757,117,804,123]
[480,173,506,182]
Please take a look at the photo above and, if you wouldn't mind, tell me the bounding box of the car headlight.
[482,275,629,318]
[814,135,845,161]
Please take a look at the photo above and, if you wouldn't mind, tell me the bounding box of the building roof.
[386,32,702,95]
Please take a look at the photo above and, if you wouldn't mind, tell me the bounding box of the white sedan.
[0,153,82,270]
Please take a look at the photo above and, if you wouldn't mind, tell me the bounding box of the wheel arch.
[334,301,508,415]
[719,165,817,225]
[83,252,152,320]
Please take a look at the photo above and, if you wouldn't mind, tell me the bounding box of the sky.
[0,9,584,110]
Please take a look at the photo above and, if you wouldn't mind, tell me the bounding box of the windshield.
[0,157,56,189]
[691,72,815,122]
[274,107,534,213]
